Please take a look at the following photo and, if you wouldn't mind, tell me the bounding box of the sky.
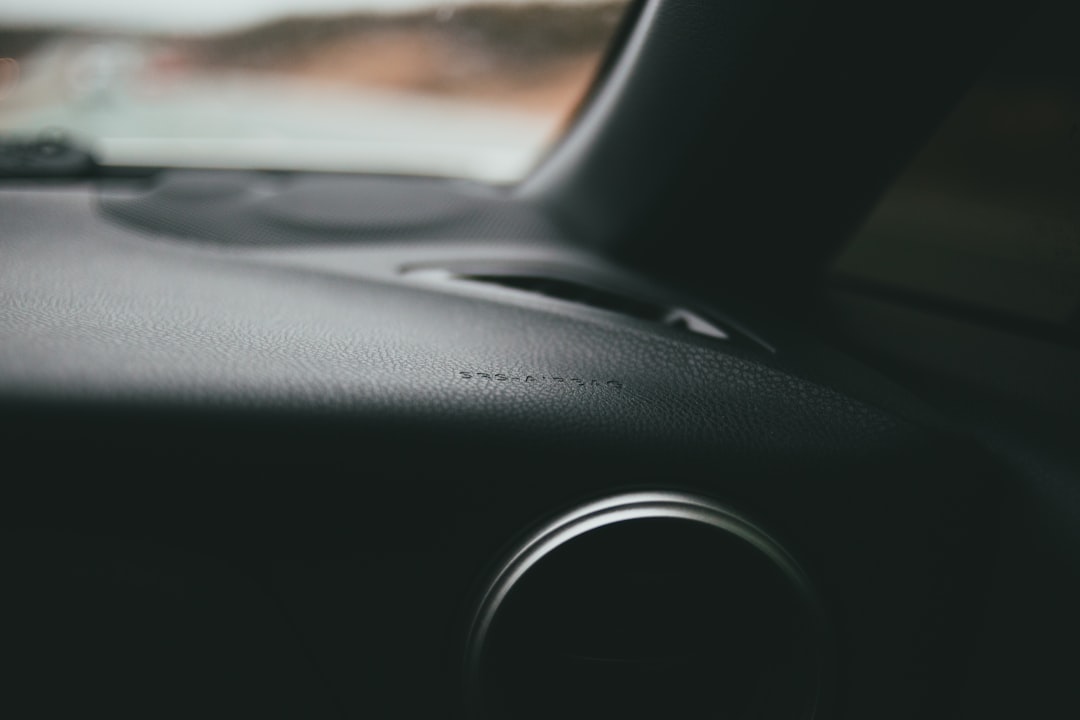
[0,0,608,34]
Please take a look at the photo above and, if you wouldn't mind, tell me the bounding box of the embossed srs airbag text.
[459,371,623,391]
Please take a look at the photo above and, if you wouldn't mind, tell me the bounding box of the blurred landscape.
[0,2,629,181]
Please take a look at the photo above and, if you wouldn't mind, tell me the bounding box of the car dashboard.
[2,173,1008,719]
[3,1,1080,718]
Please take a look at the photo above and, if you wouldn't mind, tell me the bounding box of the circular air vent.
[464,492,826,720]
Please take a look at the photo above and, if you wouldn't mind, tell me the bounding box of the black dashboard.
[1,175,1006,718]
[4,1,1080,718]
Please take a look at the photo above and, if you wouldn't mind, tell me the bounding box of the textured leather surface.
[0,185,906,459]
[0,183,1009,720]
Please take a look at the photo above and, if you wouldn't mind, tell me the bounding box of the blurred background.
[0,1,630,182]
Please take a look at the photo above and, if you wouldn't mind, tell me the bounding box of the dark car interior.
[3,0,1079,718]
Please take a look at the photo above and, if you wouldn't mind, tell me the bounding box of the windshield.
[0,1,630,182]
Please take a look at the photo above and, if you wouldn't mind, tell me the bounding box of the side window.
[833,2,1080,336]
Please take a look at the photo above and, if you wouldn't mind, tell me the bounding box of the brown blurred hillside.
[183,3,628,115]
[2,3,628,119]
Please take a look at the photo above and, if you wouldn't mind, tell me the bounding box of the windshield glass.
[0,1,630,182]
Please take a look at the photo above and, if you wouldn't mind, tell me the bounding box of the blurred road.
[0,35,575,182]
